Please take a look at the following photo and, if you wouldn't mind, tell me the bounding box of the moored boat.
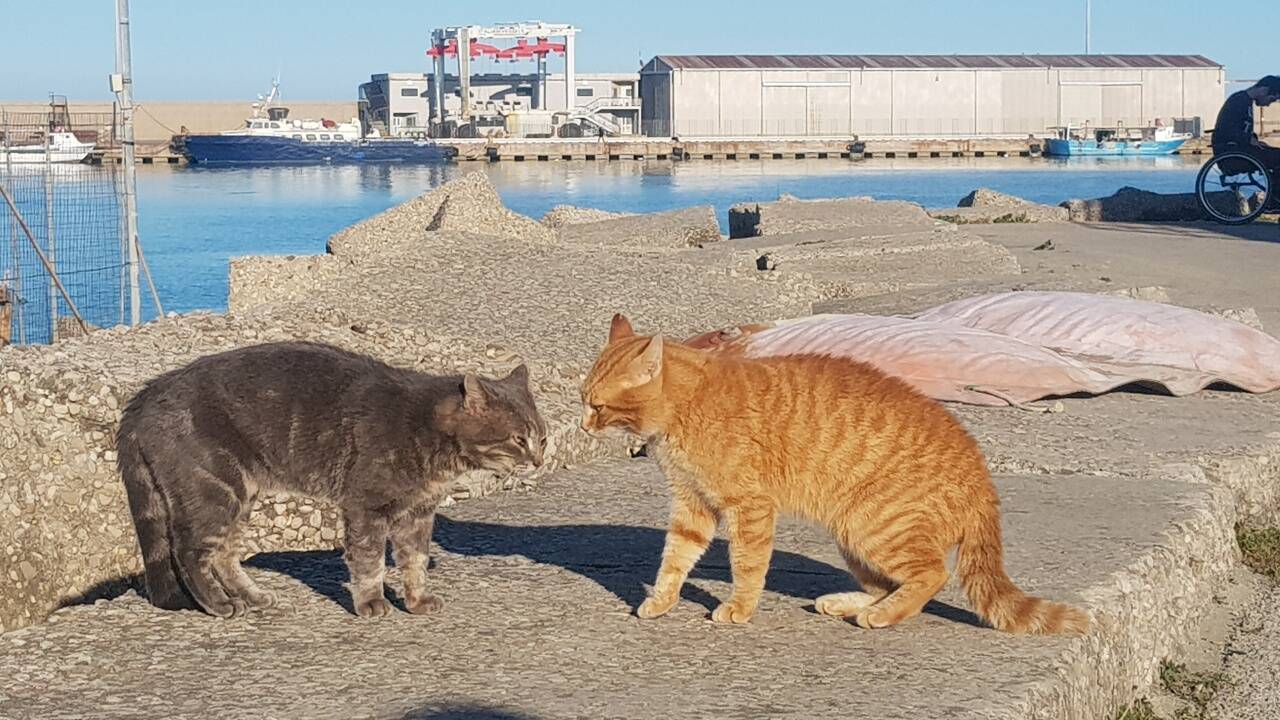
[1044,124,1190,157]
[178,80,454,166]
[0,130,95,164]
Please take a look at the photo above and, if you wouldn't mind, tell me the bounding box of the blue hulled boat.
[1044,124,1190,157]
[177,80,454,166]
[181,133,454,166]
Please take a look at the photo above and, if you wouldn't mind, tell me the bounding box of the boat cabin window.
[333,133,344,140]
[319,133,331,140]
[251,121,265,129]
[305,133,317,140]
[292,134,303,140]
[269,122,281,129]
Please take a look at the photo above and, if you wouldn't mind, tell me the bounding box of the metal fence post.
[115,0,141,326]
[44,124,57,335]
[2,111,26,344]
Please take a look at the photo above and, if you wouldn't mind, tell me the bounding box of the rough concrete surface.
[3,176,1280,719]
[554,205,722,248]
[0,459,1244,720]
[539,205,632,228]
[959,188,1035,208]
[728,195,938,238]
[927,188,1070,224]
[1208,584,1280,719]
[232,176,1022,374]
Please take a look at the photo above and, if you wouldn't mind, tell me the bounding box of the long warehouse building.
[639,54,1225,138]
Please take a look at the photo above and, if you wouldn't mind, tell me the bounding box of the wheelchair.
[1195,150,1277,225]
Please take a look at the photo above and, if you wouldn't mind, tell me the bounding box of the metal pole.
[564,31,576,112]
[115,0,141,326]
[44,124,57,337]
[2,111,25,344]
[432,33,445,126]
[459,27,471,122]
[1085,0,1092,54]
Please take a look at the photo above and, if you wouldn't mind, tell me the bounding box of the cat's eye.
[513,435,528,448]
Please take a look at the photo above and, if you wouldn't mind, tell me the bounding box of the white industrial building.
[359,72,640,137]
[639,54,1225,138]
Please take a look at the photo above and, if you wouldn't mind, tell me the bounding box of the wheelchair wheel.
[1196,152,1271,225]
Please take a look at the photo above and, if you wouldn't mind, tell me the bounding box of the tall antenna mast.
[1085,0,1092,54]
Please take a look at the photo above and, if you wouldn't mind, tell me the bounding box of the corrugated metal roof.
[650,54,1221,71]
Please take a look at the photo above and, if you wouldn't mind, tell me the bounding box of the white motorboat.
[0,130,96,165]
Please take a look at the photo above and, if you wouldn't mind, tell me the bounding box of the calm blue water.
[136,156,1202,316]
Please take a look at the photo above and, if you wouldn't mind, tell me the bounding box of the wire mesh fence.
[1,108,127,345]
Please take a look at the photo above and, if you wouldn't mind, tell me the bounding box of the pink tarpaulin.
[686,292,1280,407]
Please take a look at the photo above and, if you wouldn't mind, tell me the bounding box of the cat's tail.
[956,500,1090,635]
[116,424,195,610]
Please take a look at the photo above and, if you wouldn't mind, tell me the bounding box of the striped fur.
[581,314,1089,635]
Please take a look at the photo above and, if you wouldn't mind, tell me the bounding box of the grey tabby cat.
[116,341,546,618]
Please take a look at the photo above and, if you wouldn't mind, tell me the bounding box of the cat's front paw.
[354,597,395,618]
[406,593,444,615]
[636,595,676,619]
[711,601,754,625]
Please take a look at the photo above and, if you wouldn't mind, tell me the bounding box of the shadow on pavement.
[247,517,983,628]
[395,704,538,720]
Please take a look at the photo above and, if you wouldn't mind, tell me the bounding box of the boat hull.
[181,135,455,166]
[1044,137,1186,157]
[0,147,93,164]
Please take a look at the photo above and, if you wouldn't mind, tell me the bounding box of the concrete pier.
[2,174,1279,719]
[93,134,1215,165]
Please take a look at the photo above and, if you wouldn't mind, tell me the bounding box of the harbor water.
[136,156,1203,316]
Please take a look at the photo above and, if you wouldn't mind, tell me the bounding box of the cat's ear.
[461,373,488,413]
[626,335,664,385]
[608,313,635,342]
[505,363,530,387]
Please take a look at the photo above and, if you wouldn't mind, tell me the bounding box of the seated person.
[1212,75,1280,172]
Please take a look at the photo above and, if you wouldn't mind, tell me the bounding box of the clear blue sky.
[1,0,1274,101]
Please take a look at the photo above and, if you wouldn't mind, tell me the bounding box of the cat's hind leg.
[816,546,898,618]
[167,470,251,619]
[851,539,949,629]
[210,510,277,611]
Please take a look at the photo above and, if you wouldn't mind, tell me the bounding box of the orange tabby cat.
[581,314,1089,635]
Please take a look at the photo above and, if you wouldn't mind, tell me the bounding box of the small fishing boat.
[0,130,96,164]
[1044,123,1190,157]
[178,79,453,166]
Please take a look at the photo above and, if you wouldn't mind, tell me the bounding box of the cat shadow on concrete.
[394,704,536,720]
[248,517,982,627]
